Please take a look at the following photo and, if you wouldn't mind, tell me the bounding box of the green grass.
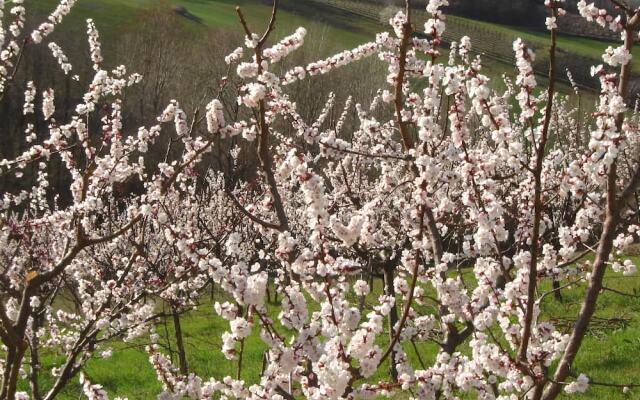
[29,0,375,55]
[29,0,603,101]
[544,272,640,400]
[22,256,639,399]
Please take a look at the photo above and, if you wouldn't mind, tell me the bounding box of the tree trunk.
[552,279,563,302]
[30,315,42,400]
[382,262,399,382]
[172,307,189,375]
[1,343,27,400]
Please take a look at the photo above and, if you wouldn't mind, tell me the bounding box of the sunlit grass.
[23,256,638,399]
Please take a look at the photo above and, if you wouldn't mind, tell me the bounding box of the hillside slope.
[30,0,375,54]
[31,0,616,95]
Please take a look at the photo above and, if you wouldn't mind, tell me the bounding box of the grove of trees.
[0,0,639,399]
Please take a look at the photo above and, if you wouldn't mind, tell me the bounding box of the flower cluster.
[576,0,622,32]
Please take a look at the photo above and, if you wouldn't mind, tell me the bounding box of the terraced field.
[305,0,640,90]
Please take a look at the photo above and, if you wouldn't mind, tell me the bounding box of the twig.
[602,286,640,297]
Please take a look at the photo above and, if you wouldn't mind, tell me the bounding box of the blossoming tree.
[0,0,639,399]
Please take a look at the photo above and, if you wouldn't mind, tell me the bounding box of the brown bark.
[29,315,42,400]
[382,262,399,381]
[172,307,189,375]
[518,3,558,363]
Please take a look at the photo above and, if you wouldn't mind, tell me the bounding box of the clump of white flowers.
[31,0,76,43]
[48,42,72,74]
[225,46,244,64]
[238,82,266,107]
[577,0,622,31]
[603,45,632,67]
[565,374,590,394]
[205,99,225,133]
[42,88,55,120]
[263,27,306,63]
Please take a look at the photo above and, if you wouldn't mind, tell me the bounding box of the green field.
[29,0,610,96]
[30,0,378,55]
[17,255,640,399]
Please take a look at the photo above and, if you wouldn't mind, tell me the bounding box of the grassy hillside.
[29,0,377,55]
[29,0,586,99]
[25,0,603,102]
[31,0,628,77]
